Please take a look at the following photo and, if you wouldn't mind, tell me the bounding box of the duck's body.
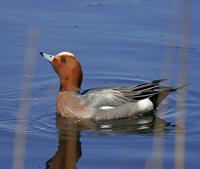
[41,51,182,120]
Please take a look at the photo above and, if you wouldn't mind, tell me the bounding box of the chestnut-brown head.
[40,51,83,92]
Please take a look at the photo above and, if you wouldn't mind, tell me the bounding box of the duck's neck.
[59,78,81,93]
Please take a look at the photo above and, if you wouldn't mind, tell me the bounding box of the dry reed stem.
[175,0,190,169]
[12,28,39,169]
[147,1,181,169]
[147,0,190,168]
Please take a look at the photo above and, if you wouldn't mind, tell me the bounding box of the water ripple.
[0,115,57,137]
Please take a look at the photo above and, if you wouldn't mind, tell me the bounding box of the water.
[0,0,200,168]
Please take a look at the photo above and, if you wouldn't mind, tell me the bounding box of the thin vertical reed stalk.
[148,1,181,169]
[175,0,190,169]
[12,28,39,169]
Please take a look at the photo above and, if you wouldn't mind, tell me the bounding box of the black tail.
[149,84,187,109]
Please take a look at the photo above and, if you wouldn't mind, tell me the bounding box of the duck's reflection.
[46,115,82,169]
[46,114,174,169]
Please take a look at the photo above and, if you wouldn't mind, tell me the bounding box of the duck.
[40,51,184,120]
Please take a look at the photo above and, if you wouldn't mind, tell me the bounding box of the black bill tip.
[40,52,44,56]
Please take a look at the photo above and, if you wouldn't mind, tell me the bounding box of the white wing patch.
[137,98,153,112]
[99,106,115,110]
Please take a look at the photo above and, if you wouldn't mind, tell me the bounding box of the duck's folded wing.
[81,79,167,109]
[81,88,131,108]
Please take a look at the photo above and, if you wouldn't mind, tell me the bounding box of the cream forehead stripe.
[57,51,75,57]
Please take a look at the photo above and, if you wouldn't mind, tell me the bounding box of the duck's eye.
[61,58,67,64]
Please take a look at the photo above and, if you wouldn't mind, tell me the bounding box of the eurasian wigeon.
[40,51,183,120]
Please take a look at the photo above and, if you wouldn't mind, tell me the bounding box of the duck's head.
[40,51,83,92]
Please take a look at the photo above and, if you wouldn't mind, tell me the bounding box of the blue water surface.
[0,0,200,169]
